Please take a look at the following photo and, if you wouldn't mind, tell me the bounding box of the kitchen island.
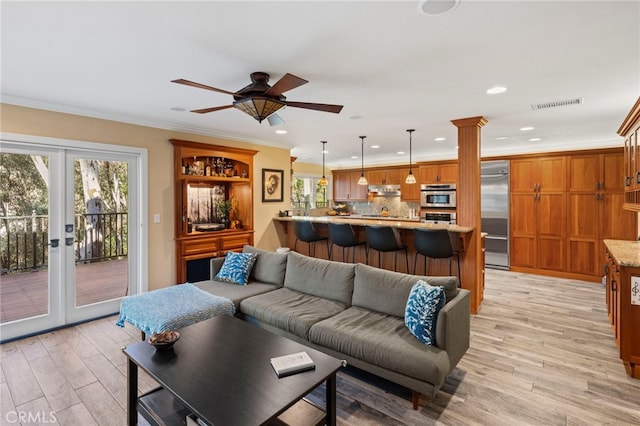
[273,216,475,279]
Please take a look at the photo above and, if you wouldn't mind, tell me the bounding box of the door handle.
[49,239,59,248]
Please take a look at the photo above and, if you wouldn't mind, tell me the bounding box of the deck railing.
[0,212,128,275]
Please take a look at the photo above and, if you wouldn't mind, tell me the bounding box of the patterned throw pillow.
[404,280,446,345]
[215,252,257,285]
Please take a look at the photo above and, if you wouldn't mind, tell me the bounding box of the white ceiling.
[2,1,639,168]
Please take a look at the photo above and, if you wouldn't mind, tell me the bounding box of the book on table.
[270,351,316,377]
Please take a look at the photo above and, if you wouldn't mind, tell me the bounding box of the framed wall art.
[262,168,284,202]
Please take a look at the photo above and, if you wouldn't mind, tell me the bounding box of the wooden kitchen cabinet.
[333,170,368,201]
[419,161,458,184]
[171,139,257,283]
[620,97,640,207]
[510,156,566,272]
[604,241,640,379]
[399,167,421,201]
[568,151,636,277]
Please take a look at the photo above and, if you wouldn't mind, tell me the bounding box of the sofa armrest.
[210,257,226,280]
[434,288,470,372]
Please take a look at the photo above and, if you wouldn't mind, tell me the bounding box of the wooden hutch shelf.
[171,139,257,283]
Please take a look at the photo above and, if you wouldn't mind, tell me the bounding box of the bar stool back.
[365,225,409,272]
[328,222,366,263]
[293,220,329,257]
[413,228,460,279]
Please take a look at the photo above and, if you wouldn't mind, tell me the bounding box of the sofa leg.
[412,391,420,410]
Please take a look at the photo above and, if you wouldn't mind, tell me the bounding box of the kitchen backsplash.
[293,198,420,217]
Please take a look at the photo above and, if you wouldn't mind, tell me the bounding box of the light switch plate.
[153,214,160,224]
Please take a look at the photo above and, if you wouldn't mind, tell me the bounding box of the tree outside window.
[292,176,330,209]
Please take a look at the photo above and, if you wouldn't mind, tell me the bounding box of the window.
[292,176,330,209]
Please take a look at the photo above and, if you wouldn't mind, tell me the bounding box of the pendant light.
[405,129,417,184]
[357,136,368,185]
[319,141,328,186]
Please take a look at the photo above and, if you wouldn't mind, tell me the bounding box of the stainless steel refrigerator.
[481,160,509,269]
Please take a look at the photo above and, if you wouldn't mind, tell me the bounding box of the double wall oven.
[420,184,457,224]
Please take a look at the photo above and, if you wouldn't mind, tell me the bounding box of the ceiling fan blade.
[190,105,234,114]
[264,73,308,97]
[267,113,285,126]
[285,101,344,114]
[171,79,237,96]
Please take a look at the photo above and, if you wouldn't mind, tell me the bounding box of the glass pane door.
[65,153,131,323]
[0,143,63,339]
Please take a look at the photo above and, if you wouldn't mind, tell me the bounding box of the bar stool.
[328,222,366,263]
[365,225,409,272]
[413,228,460,279]
[293,220,329,257]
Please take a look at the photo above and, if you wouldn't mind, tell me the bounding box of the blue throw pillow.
[215,252,257,285]
[404,280,446,345]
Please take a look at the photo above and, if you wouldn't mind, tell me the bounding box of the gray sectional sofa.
[194,245,470,409]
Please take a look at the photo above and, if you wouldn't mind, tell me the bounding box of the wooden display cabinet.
[620,97,640,208]
[170,139,257,283]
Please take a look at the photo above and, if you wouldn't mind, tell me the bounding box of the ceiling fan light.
[233,96,285,122]
[405,171,416,184]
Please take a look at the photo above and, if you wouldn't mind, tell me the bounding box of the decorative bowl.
[148,330,180,350]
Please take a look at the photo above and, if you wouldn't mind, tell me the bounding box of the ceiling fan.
[171,72,344,126]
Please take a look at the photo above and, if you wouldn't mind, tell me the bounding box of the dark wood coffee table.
[123,315,343,425]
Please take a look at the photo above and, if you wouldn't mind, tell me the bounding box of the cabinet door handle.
[612,280,617,291]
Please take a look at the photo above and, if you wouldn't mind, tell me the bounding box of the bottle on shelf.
[205,158,211,177]
[181,160,186,175]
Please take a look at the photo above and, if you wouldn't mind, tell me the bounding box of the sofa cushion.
[193,280,279,309]
[405,280,446,345]
[242,245,288,286]
[352,263,458,318]
[309,306,450,385]
[240,288,348,339]
[215,251,257,285]
[283,251,355,305]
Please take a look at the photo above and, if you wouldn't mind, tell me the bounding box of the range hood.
[368,184,401,196]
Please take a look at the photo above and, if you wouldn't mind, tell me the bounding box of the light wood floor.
[1,269,639,425]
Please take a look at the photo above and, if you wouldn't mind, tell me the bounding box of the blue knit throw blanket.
[116,283,235,336]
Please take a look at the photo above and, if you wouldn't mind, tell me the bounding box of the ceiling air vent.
[531,97,583,111]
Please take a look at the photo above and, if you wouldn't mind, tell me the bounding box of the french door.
[0,136,146,341]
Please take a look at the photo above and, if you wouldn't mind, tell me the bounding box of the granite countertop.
[273,215,473,233]
[604,239,640,267]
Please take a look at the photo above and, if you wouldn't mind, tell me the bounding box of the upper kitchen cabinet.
[366,168,403,185]
[419,161,458,184]
[333,170,368,201]
[619,97,640,209]
[399,167,421,201]
[510,156,566,193]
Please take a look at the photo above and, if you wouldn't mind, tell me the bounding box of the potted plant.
[217,199,233,228]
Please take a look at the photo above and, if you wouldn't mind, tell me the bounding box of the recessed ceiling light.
[322,150,329,154]
[351,155,359,159]
[434,137,446,142]
[397,151,405,155]
[417,0,460,16]
[496,136,508,140]
[528,138,541,142]
[349,115,362,120]
[169,106,186,112]
[275,129,287,134]
[520,126,535,131]
[486,86,507,95]
[371,145,380,149]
